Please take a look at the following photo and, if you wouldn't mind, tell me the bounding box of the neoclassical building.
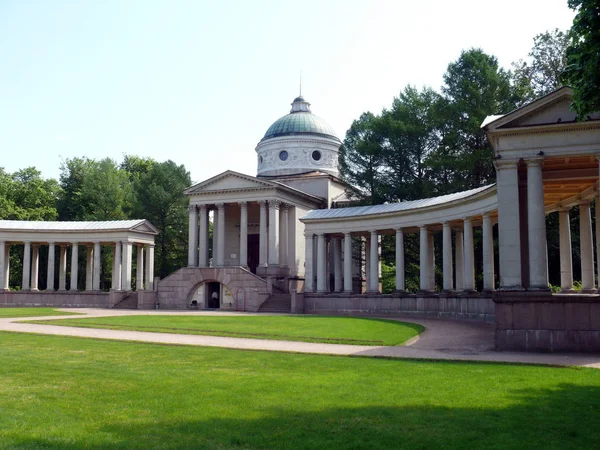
[2,88,599,352]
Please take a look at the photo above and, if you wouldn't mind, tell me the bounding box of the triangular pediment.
[184,171,276,195]
[131,220,159,235]
[483,87,588,131]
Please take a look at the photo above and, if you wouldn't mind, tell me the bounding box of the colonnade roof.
[0,220,158,234]
[302,185,495,221]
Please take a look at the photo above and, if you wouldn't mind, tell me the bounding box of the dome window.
[259,156,263,165]
[312,150,322,161]
[279,151,289,161]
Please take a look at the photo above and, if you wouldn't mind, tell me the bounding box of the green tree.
[57,157,96,220]
[131,160,191,278]
[380,86,441,201]
[562,0,600,117]
[511,29,568,104]
[80,158,133,221]
[437,48,516,190]
[338,112,387,205]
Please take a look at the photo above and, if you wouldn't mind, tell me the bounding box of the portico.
[184,171,325,280]
[0,220,158,295]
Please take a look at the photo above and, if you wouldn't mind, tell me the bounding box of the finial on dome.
[290,94,311,113]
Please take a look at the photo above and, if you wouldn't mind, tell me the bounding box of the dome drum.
[256,95,341,177]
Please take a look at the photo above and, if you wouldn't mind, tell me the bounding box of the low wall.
[0,290,109,308]
[304,292,495,322]
[494,292,600,352]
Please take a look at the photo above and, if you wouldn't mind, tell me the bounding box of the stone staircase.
[112,292,138,309]
[258,292,291,313]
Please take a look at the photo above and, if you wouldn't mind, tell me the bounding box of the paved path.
[1,308,599,369]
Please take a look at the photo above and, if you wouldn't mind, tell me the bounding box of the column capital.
[304,232,314,239]
[525,156,544,167]
[394,227,403,233]
[268,199,281,209]
[258,200,267,207]
[494,159,519,171]
[558,206,571,213]
[32,243,39,248]
[419,225,428,231]
[188,204,197,213]
[580,199,592,207]
[280,203,289,212]
[145,243,155,249]
[368,229,378,236]
[215,202,225,210]
[239,201,248,209]
[344,231,352,237]
[316,232,325,237]
[71,241,79,245]
[483,211,494,218]
[442,221,450,227]
[198,204,207,212]
[463,217,473,224]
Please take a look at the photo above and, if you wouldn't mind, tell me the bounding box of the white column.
[259,200,267,267]
[145,245,155,290]
[2,244,9,290]
[70,242,78,291]
[343,233,353,293]
[279,204,289,267]
[188,205,198,267]
[239,201,248,267]
[0,241,5,290]
[463,218,475,291]
[93,242,101,290]
[212,207,218,266]
[268,200,280,266]
[368,230,379,292]
[395,229,405,292]
[442,222,453,291]
[316,233,327,292]
[21,241,31,291]
[580,200,594,291]
[136,244,144,291]
[121,242,132,291]
[419,226,430,291]
[58,244,67,291]
[333,237,342,292]
[85,245,92,291]
[526,158,548,289]
[455,229,464,291]
[31,244,39,291]
[198,205,208,267]
[304,233,314,292]
[112,242,122,290]
[495,160,522,289]
[428,230,435,291]
[559,208,574,292]
[482,214,495,291]
[216,203,225,266]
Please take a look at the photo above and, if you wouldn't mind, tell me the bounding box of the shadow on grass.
[9,383,600,449]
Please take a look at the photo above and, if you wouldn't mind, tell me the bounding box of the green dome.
[262,112,339,141]
[261,96,340,142]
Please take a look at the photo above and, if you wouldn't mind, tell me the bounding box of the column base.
[559,288,576,294]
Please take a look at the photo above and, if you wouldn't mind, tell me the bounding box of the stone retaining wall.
[303,292,495,322]
[157,267,269,311]
[494,292,600,352]
[0,291,109,308]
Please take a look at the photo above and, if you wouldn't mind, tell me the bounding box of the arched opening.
[188,280,235,310]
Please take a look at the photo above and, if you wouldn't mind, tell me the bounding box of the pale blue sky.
[0,0,575,185]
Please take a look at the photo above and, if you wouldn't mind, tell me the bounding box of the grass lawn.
[0,332,598,449]
[30,315,424,346]
[0,307,80,318]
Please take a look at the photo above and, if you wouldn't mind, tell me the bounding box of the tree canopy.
[562,0,600,117]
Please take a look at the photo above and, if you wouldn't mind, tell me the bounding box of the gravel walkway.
[1,308,598,369]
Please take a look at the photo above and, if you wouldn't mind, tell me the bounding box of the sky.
[0,0,576,185]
